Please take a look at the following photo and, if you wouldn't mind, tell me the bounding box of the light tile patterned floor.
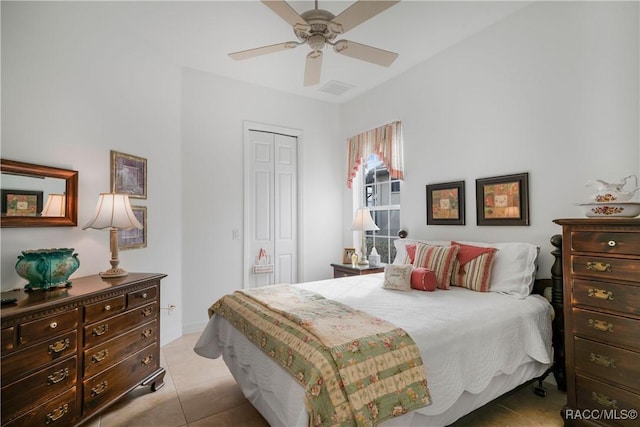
[85,333,566,426]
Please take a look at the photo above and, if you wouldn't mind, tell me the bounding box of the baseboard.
[182,320,207,335]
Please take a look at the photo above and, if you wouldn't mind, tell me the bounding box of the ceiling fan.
[229,0,400,87]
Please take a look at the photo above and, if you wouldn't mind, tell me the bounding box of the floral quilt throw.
[208,284,431,427]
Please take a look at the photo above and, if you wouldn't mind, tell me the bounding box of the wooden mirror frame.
[1,159,78,227]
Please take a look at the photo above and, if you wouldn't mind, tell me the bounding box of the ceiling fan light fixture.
[233,0,400,85]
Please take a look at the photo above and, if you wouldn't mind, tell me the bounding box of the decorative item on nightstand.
[83,193,143,278]
[351,207,379,266]
[369,246,381,267]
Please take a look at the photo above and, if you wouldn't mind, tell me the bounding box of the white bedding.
[195,273,553,426]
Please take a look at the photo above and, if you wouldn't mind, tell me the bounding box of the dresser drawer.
[127,285,158,308]
[1,331,77,386]
[19,309,78,346]
[84,295,126,323]
[1,357,76,425]
[2,327,15,352]
[83,320,158,378]
[82,342,159,414]
[573,308,640,352]
[84,302,157,348]
[573,279,640,316]
[3,387,77,427]
[576,375,640,427]
[575,337,640,393]
[571,231,640,257]
[571,255,640,283]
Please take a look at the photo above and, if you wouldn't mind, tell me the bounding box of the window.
[364,154,400,264]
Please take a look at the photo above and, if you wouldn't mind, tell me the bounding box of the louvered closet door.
[246,129,298,287]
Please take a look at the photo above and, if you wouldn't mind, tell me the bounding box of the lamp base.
[100,267,129,278]
[358,258,369,266]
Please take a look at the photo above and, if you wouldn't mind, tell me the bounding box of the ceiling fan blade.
[229,41,299,61]
[331,1,400,34]
[261,0,306,27]
[304,51,323,87]
[333,40,398,67]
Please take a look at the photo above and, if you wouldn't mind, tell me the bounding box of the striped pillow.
[450,242,498,292]
[412,243,459,290]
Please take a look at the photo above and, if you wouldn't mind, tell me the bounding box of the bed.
[194,239,563,427]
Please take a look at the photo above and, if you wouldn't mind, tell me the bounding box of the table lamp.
[41,194,65,217]
[83,193,142,278]
[351,208,379,266]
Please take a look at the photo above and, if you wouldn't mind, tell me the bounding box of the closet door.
[245,129,298,287]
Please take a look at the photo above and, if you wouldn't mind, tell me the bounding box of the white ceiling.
[113,1,531,103]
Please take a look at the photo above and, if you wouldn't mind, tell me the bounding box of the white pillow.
[382,264,413,291]
[456,241,539,298]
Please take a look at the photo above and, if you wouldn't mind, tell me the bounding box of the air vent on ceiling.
[319,80,355,96]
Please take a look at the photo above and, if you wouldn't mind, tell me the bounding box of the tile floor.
[84,333,566,427]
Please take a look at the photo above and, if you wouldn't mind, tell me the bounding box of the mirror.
[1,159,78,227]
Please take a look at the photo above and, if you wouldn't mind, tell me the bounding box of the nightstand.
[331,263,385,278]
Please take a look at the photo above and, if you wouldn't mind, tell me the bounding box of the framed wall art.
[1,189,43,216]
[111,150,147,199]
[476,172,529,226]
[118,206,147,250]
[426,181,465,225]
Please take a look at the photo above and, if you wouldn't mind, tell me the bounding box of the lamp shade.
[83,193,142,230]
[41,194,66,217]
[351,208,379,232]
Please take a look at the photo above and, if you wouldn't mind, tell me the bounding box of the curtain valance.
[346,120,404,189]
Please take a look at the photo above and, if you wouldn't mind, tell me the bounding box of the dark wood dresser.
[1,273,166,426]
[554,218,640,426]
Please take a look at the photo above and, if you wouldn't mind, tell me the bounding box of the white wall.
[342,1,639,278]
[180,68,343,333]
[1,1,183,344]
[1,1,345,340]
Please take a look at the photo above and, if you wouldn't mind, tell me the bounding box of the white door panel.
[245,127,298,287]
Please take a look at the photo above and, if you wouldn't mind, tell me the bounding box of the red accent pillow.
[406,244,417,264]
[412,243,459,290]
[451,241,498,292]
[411,268,437,291]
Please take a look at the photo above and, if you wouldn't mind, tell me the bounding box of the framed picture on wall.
[111,150,147,199]
[118,206,147,250]
[426,181,465,225]
[1,189,43,216]
[476,172,530,226]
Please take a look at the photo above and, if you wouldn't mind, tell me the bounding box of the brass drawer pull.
[92,324,109,336]
[607,240,617,247]
[590,352,616,368]
[142,293,148,299]
[142,355,153,365]
[586,261,611,272]
[588,288,614,300]
[47,368,69,385]
[141,307,153,317]
[141,329,153,338]
[104,304,111,311]
[49,321,58,329]
[48,338,70,354]
[45,403,68,424]
[592,392,618,409]
[91,349,109,363]
[588,319,614,332]
[91,380,108,397]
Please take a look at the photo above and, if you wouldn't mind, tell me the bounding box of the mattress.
[195,273,553,426]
